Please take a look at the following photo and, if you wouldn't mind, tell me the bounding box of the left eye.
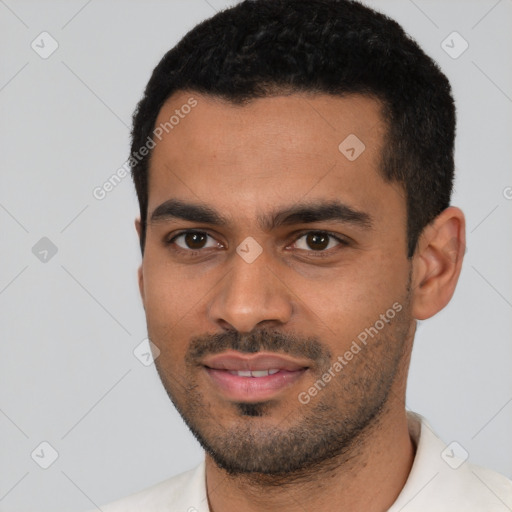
[292,232,343,251]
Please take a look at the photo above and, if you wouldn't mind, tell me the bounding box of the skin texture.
[136,91,466,512]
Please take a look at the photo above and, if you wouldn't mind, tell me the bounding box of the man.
[97,0,512,510]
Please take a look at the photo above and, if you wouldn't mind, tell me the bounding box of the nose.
[207,246,293,333]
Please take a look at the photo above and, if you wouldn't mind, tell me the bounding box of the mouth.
[201,351,310,402]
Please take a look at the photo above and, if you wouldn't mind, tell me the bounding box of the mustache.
[186,328,332,367]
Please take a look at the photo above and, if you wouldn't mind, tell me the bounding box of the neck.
[205,401,415,512]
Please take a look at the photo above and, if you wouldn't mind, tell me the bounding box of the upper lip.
[202,351,310,372]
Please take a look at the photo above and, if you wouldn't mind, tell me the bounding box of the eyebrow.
[149,198,373,231]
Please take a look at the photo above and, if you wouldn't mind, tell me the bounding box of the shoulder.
[92,461,208,512]
[425,459,512,511]
[390,412,512,511]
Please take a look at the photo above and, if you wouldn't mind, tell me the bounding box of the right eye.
[166,230,224,254]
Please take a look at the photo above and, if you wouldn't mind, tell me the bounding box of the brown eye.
[171,231,219,251]
[305,232,330,250]
[183,232,208,249]
[293,231,344,252]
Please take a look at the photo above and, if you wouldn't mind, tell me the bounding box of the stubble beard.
[154,296,412,480]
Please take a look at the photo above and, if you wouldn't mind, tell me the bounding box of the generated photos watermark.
[93,97,198,201]
[298,301,403,405]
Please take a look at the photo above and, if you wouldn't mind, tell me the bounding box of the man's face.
[139,91,415,475]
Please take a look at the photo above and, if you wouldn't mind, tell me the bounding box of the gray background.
[1,0,511,511]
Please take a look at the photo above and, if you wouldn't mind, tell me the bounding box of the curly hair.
[130,0,455,257]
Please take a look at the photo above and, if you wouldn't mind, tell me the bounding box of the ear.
[135,218,145,304]
[411,207,466,320]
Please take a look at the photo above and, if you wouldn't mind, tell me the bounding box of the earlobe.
[135,218,145,304]
[411,207,466,320]
[135,217,142,239]
[137,264,145,305]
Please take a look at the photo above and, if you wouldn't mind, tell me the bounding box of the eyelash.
[165,230,349,258]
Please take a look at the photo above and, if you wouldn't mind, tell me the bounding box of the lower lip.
[205,368,307,402]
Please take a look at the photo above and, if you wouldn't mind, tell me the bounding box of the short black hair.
[130,0,456,257]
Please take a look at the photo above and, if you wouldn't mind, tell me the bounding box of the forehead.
[147,91,402,224]
[151,90,385,162]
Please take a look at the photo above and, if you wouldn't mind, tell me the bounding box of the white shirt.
[96,411,512,511]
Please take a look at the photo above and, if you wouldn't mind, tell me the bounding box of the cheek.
[292,253,409,339]
[142,253,201,319]
[141,254,216,363]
